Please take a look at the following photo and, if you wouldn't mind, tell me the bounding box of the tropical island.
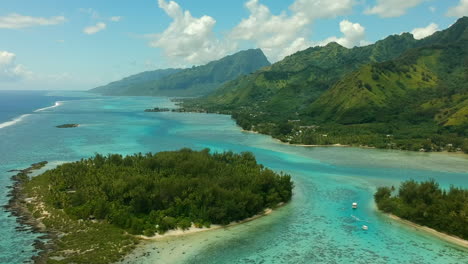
[178,17,468,154]
[56,124,79,128]
[90,18,468,154]
[144,107,171,112]
[374,180,468,243]
[8,148,293,263]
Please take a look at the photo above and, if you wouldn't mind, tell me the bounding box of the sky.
[0,0,467,90]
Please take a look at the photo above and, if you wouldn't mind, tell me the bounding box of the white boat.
[352,202,358,209]
[362,225,368,230]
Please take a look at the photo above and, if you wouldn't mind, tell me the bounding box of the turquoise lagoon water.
[0,92,467,264]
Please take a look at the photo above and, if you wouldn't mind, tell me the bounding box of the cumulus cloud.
[149,0,233,65]
[276,37,311,60]
[0,13,66,29]
[229,0,355,62]
[83,22,106,34]
[365,0,427,18]
[446,0,468,17]
[110,16,122,22]
[411,23,439,39]
[79,8,100,19]
[290,0,355,19]
[150,0,362,64]
[229,0,309,61]
[317,20,366,48]
[0,51,32,82]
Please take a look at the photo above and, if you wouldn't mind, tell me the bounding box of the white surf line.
[0,114,32,129]
[34,101,63,112]
[0,101,66,130]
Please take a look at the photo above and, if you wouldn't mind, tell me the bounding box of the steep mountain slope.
[91,49,270,97]
[90,69,181,95]
[309,19,468,126]
[184,17,468,152]
[192,33,419,116]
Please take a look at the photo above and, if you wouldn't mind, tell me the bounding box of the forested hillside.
[183,17,468,152]
[90,68,181,95]
[90,49,270,97]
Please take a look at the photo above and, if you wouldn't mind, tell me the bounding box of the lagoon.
[0,91,467,264]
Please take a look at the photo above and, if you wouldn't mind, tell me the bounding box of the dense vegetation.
[28,149,292,236]
[374,180,468,240]
[182,17,468,153]
[90,68,181,95]
[56,124,79,128]
[90,49,270,96]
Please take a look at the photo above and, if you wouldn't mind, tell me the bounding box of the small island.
[9,149,293,263]
[56,124,79,128]
[375,180,468,243]
[144,107,171,112]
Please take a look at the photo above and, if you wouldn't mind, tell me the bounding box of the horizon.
[0,0,467,91]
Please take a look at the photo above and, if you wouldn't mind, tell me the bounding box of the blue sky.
[0,0,466,90]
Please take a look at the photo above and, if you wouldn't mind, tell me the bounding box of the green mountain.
[90,49,270,97]
[184,17,468,152]
[308,44,467,125]
[90,68,181,95]
[191,32,419,116]
[308,17,468,125]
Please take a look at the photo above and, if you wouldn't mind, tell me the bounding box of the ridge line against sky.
[0,0,467,90]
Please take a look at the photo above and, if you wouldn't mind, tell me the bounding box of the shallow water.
[0,92,467,264]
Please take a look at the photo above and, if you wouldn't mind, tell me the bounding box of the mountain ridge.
[183,17,468,152]
[90,49,270,97]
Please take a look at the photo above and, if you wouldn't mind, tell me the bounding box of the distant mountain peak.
[325,42,343,48]
[90,48,270,96]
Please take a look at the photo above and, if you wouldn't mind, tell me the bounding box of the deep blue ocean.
[0,91,467,264]
[0,90,82,125]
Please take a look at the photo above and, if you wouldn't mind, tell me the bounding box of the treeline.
[229,109,468,153]
[375,180,468,240]
[32,149,293,236]
[180,18,468,154]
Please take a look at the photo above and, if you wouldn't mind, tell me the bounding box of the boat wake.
[351,215,371,223]
[0,114,32,129]
[34,101,63,112]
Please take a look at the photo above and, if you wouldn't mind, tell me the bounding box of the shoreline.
[7,160,286,263]
[3,162,58,264]
[384,213,468,249]
[139,207,276,240]
[241,129,467,157]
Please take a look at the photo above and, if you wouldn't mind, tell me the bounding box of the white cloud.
[0,13,66,29]
[290,0,355,19]
[0,51,91,90]
[0,51,32,82]
[83,22,106,34]
[110,16,122,22]
[317,20,366,48]
[411,23,439,39]
[365,0,426,18]
[79,8,100,19]
[229,0,309,60]
[229,0,355,62]
[277,37,311,60]
[150,0,360,64]
[149,0,233,65]
[446,0,468,17]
